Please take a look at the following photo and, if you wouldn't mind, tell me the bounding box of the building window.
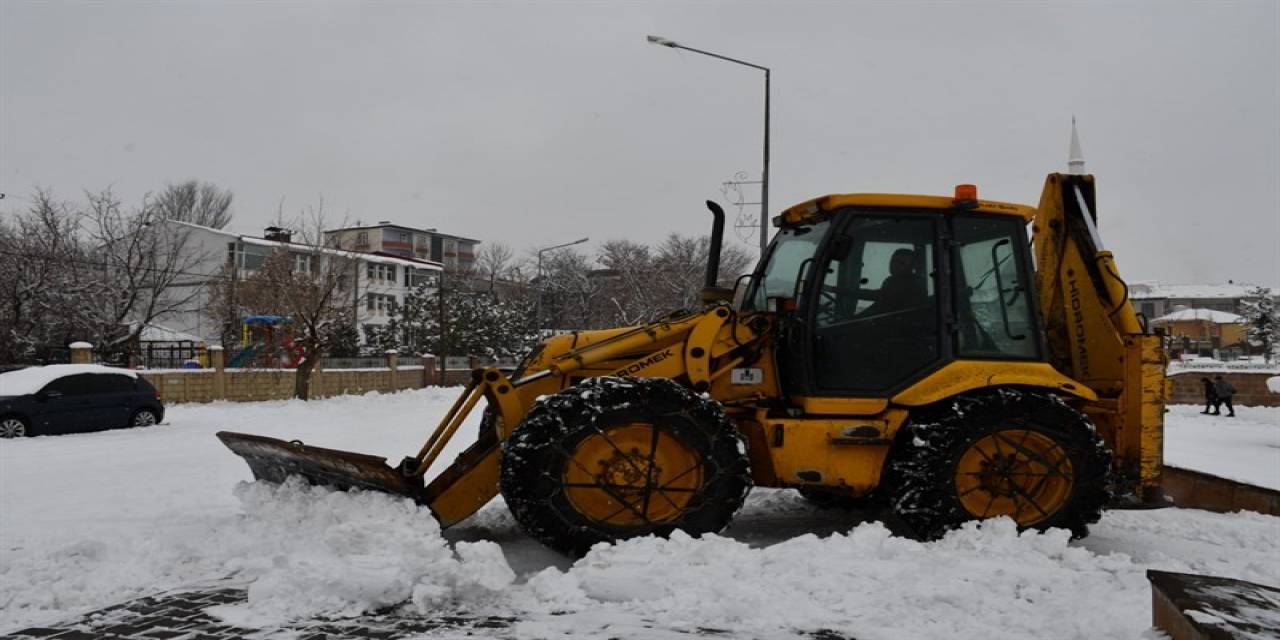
[407,269,438,288]
[366,293,396,315]
[293,253,313,274]
[398,231,410,242]
[355,231,369,246]
[365,263,396,282]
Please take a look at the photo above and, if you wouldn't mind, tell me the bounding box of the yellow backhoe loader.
[219,171,1167,554]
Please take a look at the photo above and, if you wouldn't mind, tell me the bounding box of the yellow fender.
[892,361,1097,407]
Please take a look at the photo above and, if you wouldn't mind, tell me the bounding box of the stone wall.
[136,349,447,404]
[1167,371,1279,407]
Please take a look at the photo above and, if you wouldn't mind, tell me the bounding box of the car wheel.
[131,409,159,428]
[0,416,30,438]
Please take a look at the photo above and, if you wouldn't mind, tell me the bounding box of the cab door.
[802,211,945,396]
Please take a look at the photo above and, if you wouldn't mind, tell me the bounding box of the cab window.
[952,217,1039,359]
[745,220,831,311]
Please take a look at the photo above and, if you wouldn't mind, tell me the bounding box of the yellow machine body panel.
[892,361,1098,406]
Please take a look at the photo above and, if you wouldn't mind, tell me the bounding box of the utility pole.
[647,35,771,255]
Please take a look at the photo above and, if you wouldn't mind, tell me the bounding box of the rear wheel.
[0,416,29,438]
[500,377,751,556]
[130,408,159,428]
[888,389,1111,540]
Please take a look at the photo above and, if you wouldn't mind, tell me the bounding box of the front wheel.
[0,416,30,438]
[888,389,1111,540]
[500,377,751,556]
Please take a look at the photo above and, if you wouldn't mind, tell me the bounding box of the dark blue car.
[0,365,165,438]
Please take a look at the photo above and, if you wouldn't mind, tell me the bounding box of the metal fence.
[134,343,203,369]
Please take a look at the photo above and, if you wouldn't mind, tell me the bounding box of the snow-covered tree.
[0,187,207,364]
[1240,286,1277,363]
[368,282,541,361]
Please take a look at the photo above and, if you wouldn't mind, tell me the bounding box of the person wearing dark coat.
[1213,375,1237,417]
[1200,377,1219,414]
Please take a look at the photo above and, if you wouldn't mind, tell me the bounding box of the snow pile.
[1268,376,1280,394]
[0,364,138,395]
[1,478,514,629]
[513,520,1139,639]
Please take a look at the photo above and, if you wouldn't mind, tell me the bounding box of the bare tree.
[85,188,210,355]
[0,189,94,362]
[208,202,354,399]
[474,242,515,293]
[155,180,234,229]
[539,249,606,330]
[596,240,660,325]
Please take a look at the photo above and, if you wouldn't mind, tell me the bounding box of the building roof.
[1129,281,1268,300]
[324,222,480,244]
[167,219,442,271]
[1152,308,1245,324]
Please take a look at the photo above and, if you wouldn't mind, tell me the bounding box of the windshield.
[743,220,830,310]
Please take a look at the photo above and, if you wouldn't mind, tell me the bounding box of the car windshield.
[743,220,830,311]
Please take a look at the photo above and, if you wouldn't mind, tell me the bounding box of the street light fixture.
[647,35,770,255]
[535,237,589,327]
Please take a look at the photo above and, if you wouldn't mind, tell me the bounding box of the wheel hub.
[563,423,702,528]
[954,429,1074,527]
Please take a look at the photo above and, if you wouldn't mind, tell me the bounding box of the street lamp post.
[647,35,770,255]
[535,237,589,328]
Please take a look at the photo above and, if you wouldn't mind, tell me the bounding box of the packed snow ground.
[1,389,1277,638]
[1163,404,1280,489]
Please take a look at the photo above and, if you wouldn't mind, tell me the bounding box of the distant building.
[1129,282,1272,319]
[324,222,479,272]
[159,220,442,345]
[1131,282,1278,359]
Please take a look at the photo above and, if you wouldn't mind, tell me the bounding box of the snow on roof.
[0,364,138,396]
[164,219,442,271]
[238,236,442,270]
[1129,281,1268,300]
[1152,308,1245,324]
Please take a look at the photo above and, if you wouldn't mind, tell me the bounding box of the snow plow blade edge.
[216,431,425,501]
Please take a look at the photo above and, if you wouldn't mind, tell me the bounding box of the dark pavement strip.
[1,587,516,640]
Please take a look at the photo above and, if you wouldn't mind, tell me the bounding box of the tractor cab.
[746,187,1044,398]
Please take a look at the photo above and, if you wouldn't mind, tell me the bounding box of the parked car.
[0,365,164,438]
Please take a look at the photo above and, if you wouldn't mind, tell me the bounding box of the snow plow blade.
[216,431,425,502]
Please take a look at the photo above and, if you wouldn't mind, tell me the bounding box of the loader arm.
[1032,173,1167,502]
[219,303,767,528]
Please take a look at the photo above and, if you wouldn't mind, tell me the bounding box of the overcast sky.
[2,1,1276,285]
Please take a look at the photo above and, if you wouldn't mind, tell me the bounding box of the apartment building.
[160,220,442,344]
[324,222,479,272]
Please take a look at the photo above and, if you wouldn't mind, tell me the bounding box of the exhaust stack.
[704,200,725,289]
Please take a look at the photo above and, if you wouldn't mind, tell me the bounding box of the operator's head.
[890,248,915,277]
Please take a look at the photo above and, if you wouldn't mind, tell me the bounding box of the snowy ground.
[1,389,1277,638]
[1163,404,1280,490]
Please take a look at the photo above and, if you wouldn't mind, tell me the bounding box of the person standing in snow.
[1213,375,1237,417]
[1200,377,1219,414]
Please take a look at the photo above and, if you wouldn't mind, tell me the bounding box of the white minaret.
[1067,116,1086,175]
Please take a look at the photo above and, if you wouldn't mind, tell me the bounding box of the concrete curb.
[1162,466,1280,516]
